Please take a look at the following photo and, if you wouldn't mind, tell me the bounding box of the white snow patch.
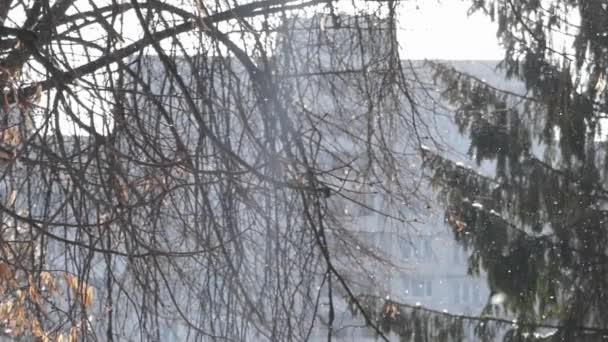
[472,202,484,209]
[490,292,506,305]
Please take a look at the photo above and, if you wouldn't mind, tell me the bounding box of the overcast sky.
[398,1,503,60]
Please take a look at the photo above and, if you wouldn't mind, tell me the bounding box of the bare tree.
[0,1,436,341]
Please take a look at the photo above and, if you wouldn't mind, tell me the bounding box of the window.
[354,191,375,216]
[404,278,433,298]
[422,239,433,260]
[401,238,433,261]
[454,281,461,304]
[473,283,481,303]
[327,197,347,216]
[329,191,376,217]
[399,238,434,261]
[401,276,410,295]
[413,280,425,297]
[454,281,481,304]
[453,245,467,264]
[425,280,433,296]
[400,243,412,259]
[462,283,470,303]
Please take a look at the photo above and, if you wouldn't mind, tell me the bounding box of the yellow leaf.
[31,319,43,338]
[455,219,467,232]
[0,262,12,281]
[64,273,94,309]
[40,271,56,295]
[68,327,78,342]
[82,286,94,309]
[15,289,25,303]
[384,304,400,319]
[2,127,21,146]
[63,273,79,292]
[7,190,16,207]
[111,176,129,203]
[0,301,13,320]
[13,304,25,323]
[40,271,53,287]
[28,284,42,306]
[34,83,43,103]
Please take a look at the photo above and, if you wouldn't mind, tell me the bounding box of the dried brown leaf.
[68,326,78,342]
[2,126,21,146]
[31,319,43,338]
